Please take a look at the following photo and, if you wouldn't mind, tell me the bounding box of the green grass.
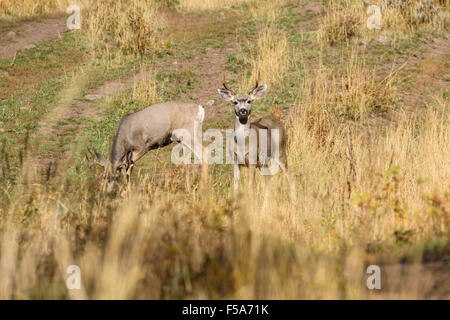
[0,17,19,32]
[0,31,89,99]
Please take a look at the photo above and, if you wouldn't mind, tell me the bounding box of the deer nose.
[239,109,248,116]
[106,182,115,194]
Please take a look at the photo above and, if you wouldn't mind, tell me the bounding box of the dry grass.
[0,0,69,17]
[85,0,166,56]
[382,0,450,30]
[318,0,450,45]
[317,0,363,45]
[0,89,447,298]
[0,0,448,300]
[237,27,290,91]
[297,50,397,121]
[0,0,166,56]
[177,0,253,11]
[176,0,288,21]
[130,68,159,106]
[248,0,285,25]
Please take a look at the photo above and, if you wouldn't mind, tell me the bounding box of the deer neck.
[110,139,127,171]
[234,115,251,138]
[109,142,121,170]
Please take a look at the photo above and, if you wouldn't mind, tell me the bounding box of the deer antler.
[87,147,105,168]
[86,147,96,168]
[248,71,260,94]
[222,72,236,95]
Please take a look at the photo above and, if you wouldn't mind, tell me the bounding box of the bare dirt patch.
[170,46,236,121]
[302,1,324,14]
[295,1,324,31]
[395,37,450,111]
[34,99,99,169]
[0,18,68,60]
[92,72,149,97]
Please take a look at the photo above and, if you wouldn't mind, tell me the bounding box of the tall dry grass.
[294,49,397,121]
[177,0,252,11]
[318,0,450,45]
[85,0,166,56]
[247,0,285,25]
[317,0,363,45]
[177,0,289,18]
[0,0,69,17]
[237,27,290,92]
[0,109,448,298]
[381,0,450,30]
[130,67,159,106]
[0,0,166,57]
[288,78,449,250]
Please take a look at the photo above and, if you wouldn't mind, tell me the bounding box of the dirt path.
[369,34,450,113]
[295,1,324,31]
[0,18,68,60]
[397,36,450,110]
[33,70,151,169]
[168,46,236,120]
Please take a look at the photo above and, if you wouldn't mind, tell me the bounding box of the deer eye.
[233,101,238,105]
[247,100,252,104]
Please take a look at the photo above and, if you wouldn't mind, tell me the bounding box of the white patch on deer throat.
[198,105,205,122]
[235,117,250,137]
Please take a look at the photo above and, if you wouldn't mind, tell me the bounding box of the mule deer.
[218,74,288,193]
[88,101,205,194]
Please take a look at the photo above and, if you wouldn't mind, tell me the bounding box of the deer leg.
[126,148,149,190]
[131,148,148,163]
[126,151,134,189]
[126,163,134,185]
[248,164,255,189]
[233,164,240,195]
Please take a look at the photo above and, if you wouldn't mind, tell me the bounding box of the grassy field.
[0,0,449,299]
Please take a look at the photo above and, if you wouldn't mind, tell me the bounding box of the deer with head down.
[218,73,288,193]
[88,101,205,194]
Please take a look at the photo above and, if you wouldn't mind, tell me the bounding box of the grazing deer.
[218,74,288,193]
[88,101,205,194]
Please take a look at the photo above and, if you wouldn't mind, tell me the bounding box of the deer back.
[110,101,204,168]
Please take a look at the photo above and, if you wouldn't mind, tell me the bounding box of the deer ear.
[217,88,235,102]
[249,84,267,100]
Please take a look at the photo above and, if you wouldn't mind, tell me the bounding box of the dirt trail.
[295,1,324,31]
[374,36,450,113]
[169,46,236,120]
[0,18,68,60]
[34,70,152,169]
[35,100,97,169]
[398,36,450,110]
